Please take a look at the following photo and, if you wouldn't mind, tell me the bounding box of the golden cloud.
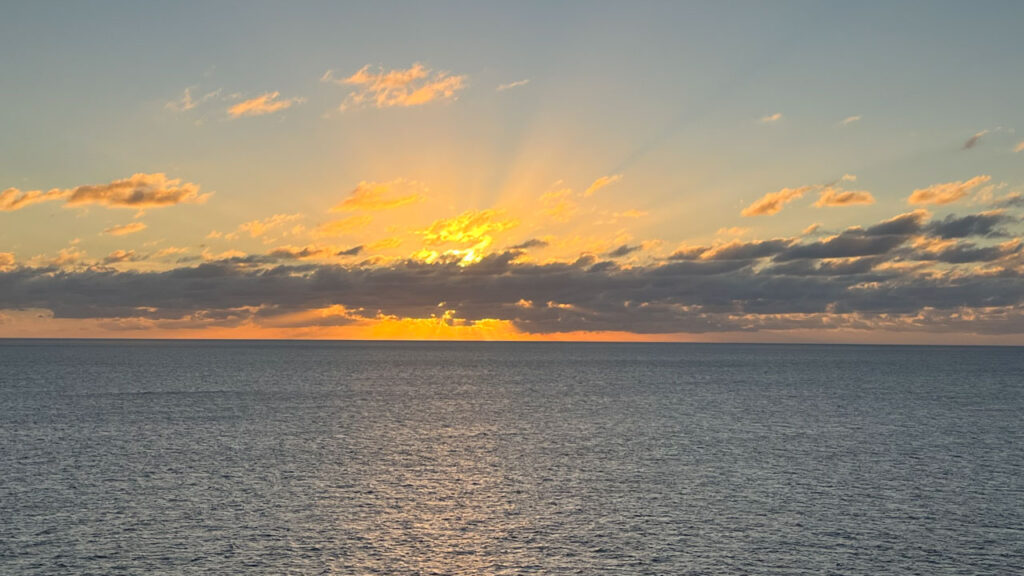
[420,209,517,247]
[583,174,624,197]
[814,188,876,207]
[331,180,426,212]
[741,186,812,216]
[0,252,14,269]
[908,175,991,205]
[232,213,303,239]
[326,63,466,110]
[102,222,148,236]
[227,92,305,118]
[2,173,210,211]
[759,112,783,124]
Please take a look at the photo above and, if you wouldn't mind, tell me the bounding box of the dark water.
[1,341,1022,575]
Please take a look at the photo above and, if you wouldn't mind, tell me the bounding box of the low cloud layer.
[2,207,1021,336]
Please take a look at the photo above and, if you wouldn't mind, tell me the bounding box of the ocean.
[1,340,1021,574]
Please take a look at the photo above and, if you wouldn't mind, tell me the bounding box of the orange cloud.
[331,180,425,212]
[908,175,991,205]
[102,222,147,236]
[227,92,304,118]
[232,213,303,239]
[64,173,210,209]
[814,188,876,207]
[759,112,783,124]
[583,174,623,197]
[1015,141,1024,153]
[741,186,811,216]
[1,174,212,212]
[0,187,67,211]
[326,63,466,110]
[0,252,14,269]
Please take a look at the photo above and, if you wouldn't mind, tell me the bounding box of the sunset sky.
[2,2,1024,342]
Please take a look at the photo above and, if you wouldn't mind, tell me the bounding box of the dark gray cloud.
[336,245,364,256]
[606,244,641,258]
[509,238,548,250]
[927,212,1014,239]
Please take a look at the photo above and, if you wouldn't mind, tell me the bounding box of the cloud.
[583,174,624,197]
[166,87,222,112]
[325,63,466,110]
[606,244,642,258]
[510,238,549,250]
[227,92,305,118]
[759,112,783,124]
[420,209,517,247]
[231,213,303,239]
[774,210,929,261]
[814,187,876,207]
[908,175,991,205]
[336,245,364,257]
[926,211,1015,238]
[497,79,530,92]
[331,180,425,212]
[2,173,210,212]
[839,115,861,126]
[103,249,144,264]
[963,130,989,150]
[268,245,333,260]
[1016,141,1024,153]
[741,186,811,216]
[1,187,68,211]
[716,227,749,237]
[102,222,147,236]
[2,205,1022,336]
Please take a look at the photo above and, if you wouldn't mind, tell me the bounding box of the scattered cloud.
[814,187,876,207]
[908,175,991,205]
[839,115,861,126]
[420,209,517,248]
[231,213,303,239]
[324,63,467,110]
[741,186,811,216]
[1,187,68,211]
[759,112,783,124]
[336,245,364,257]
[2,173,210,212]
[497,79,530,92]
[606,244,642,258]
[510,238,549,250]
[716,227,749,237]
[1015,141,1024,153]
[963,130,989,150]
[102,222,148,236]
[166,87,222,112]
[103,249,143,264]
[227,92,305,118]
[331,180,426,212]
[0,252,14,270]
[583,174,624,197]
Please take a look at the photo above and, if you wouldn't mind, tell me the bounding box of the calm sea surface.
[1,340,1022,575]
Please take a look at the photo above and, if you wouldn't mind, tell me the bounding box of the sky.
[2,1,1024,343]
